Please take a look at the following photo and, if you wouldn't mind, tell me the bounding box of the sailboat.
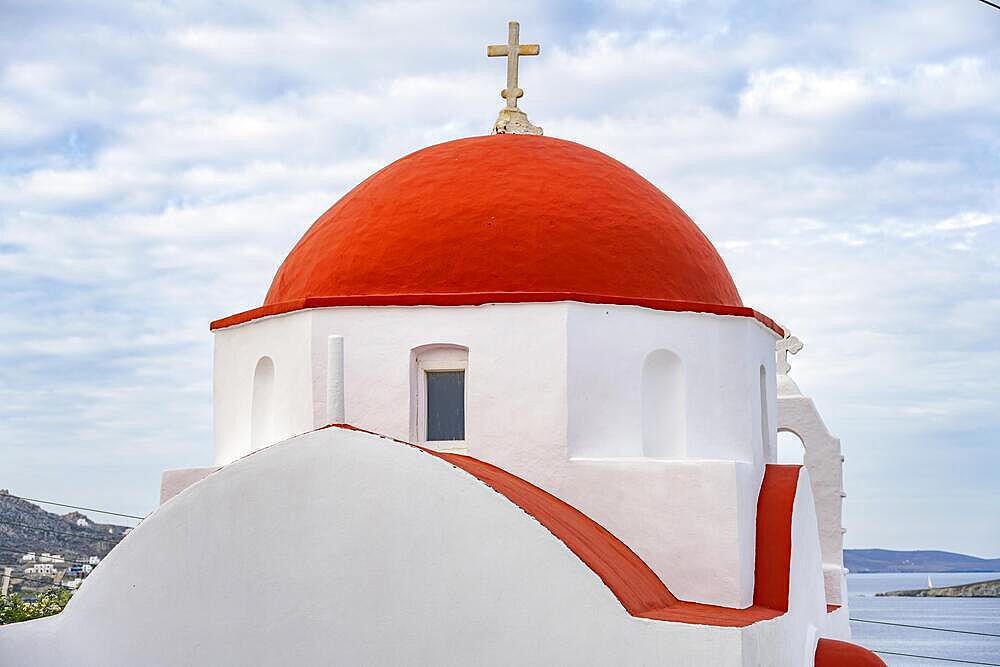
[927,575,934,589]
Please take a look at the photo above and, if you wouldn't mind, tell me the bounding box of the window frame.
[412,345,468,452]
[424,369,466,442]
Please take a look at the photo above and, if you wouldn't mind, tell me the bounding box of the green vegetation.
[0,589,72,625]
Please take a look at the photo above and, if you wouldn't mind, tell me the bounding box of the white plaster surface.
[565,303,777,464]
[777,362,848,606]
[737,469,850,664]
[325,334,345,423]
[786,470,842,660]
[0,427,821,666]
[251,356,276,449]
[210,302,779,607]
[826,604,851,639]
[159,467,220,505]
[214,311,314,464]
[640,349,686,457]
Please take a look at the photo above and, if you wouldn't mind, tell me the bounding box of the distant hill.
[877,578,1000,598]
[846,549,1000,573]
[0,490,131,565]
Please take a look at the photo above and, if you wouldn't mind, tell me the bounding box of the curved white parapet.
[775,333,848,608]
[1,427,764,666]
[159,466,220,504]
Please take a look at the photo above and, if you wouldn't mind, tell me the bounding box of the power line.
[872,650,1000,666]
[973,0,1000,11]
[0,519,126,543]
[852,617,1000,638]
[0,494,144,521]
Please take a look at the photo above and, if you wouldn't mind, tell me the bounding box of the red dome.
[212,135,778,332]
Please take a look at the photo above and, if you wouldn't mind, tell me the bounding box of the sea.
[848,572,1000,666]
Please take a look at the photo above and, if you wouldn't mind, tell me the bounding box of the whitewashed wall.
[565,303,778,463]
[210,302,780,607]
[785,470,838,663]
[737,469,848,665]
[213,303,778,465]
[777,368,849,606]
[2,427,794,666]
[213,310,315,464]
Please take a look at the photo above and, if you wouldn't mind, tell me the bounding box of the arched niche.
[641,349,686,458]
[776,428,805,465]
[251,356,276,450]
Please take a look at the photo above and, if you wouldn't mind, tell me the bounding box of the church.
[0,22,884,666]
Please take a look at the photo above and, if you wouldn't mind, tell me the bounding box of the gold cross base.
[492,108,543,136]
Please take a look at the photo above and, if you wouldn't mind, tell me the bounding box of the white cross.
[776,333,804,375]
[487,21,540,111]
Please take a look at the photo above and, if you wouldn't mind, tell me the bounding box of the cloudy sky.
[2,0,998,556]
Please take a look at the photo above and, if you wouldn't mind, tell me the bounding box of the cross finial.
[487,21,543,135]
[776,332,804,375]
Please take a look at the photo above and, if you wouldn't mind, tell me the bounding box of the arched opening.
[641,349,685,458]
[759,364,771,458]
[251,356,276,450]
[777,429,805,465]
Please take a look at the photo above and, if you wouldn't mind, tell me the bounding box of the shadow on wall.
[641,349,685,458]
[251,356,276,450]
[759,365,771,460]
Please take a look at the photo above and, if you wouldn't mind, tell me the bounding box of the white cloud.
[1,0,998,554]
[738,57,999,122]
[934,211,995,231]
[739,67,870,118]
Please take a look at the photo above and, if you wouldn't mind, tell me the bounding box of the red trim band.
[210,292,783,335]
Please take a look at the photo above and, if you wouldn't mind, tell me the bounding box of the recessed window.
[411,344,469,450]
[425,370,465,441]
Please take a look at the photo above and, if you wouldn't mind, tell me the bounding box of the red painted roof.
[434,450,682,617]
[815,638,886,666]
[324,425,801,628]
[753,464,801,612]
[212,135,779,333]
